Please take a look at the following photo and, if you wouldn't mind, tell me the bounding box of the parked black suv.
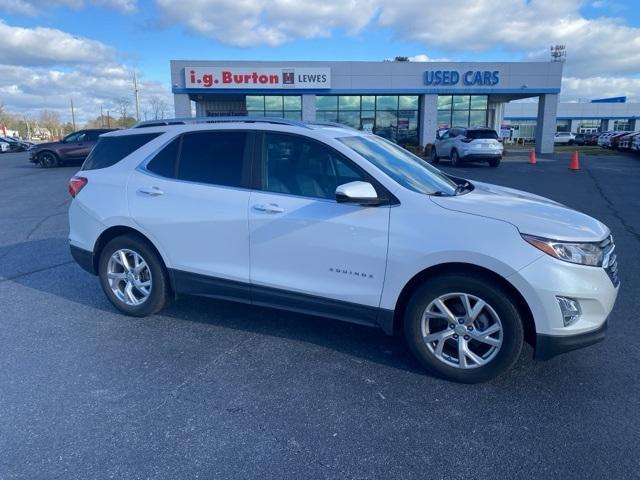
[30,129,116,168]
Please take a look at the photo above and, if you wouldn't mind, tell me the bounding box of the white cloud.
[561,76,640,102]
[155,0,380,47]
[0,63,172,123]
[407,54,451,62]
[0,21,114,66]
[0,0,136,15]
[377,0,640,79]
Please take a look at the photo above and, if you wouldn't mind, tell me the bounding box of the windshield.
[339,135,458,195]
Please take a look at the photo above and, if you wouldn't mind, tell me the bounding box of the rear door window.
[82,133,162,170]
[146,137,180,178]
[176,131,247,188]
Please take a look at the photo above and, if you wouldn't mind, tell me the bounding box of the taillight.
[461,137,473,143]
[68,176,88,198]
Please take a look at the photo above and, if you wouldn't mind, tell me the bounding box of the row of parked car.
[597,130,640,152]
[553,130,640,152]
[0,136,34,153]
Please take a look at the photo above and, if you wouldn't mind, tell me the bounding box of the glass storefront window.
[376,96,398,110]
[246,96,264,111]
[338,111,361,127]
[452,110,470,127]
[339,96,361,110]
[469,110,487,127]
[265,96,283,110]
[361,96,376,110]
[438,94,488,129]
[470,95,488,110]
[452,95,471,109]
[315,95,419,145]
[283,96,301,110]
[243,95,302,118]
[437,95,452,109]
[399,96,419,110]
[316,96,338,110]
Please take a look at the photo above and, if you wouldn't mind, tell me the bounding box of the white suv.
[68,118,619,383]
[554,132,576,145]
[432,127,503,167]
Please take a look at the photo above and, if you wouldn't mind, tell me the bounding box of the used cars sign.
[185,67,331,89]
[425,70,500,86]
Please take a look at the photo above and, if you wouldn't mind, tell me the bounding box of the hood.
[431,180,609,242]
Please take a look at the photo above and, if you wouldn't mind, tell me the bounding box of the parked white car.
[432,127,503,167]
[67,118,619,383]
[553,132,576,144]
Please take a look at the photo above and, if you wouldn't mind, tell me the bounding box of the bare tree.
[39,110,62,140]
[147,96,168,120]
[115,97,131,120]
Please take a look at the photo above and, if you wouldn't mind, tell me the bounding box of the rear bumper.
[460,153,502,161]
[534,320,607,360]
[70,244,96,275]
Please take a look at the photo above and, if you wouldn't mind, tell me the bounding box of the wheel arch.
[92,225,170,280]
[391,262,536,345]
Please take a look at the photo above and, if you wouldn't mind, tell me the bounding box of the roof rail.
[306,121,360,131]
[133,116,311,129]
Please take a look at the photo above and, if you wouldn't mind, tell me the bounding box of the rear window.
[466,130,498,140]
[82,133,161,170]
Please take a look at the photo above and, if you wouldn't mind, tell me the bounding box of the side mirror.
[335,181,380,205]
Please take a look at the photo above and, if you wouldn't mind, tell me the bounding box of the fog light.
[557,296,582,326]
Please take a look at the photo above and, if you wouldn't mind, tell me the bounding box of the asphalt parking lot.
[1,151,639,479]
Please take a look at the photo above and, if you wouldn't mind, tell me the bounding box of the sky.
[0,0,639,123]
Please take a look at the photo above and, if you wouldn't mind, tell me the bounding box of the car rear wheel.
[489,157,501,167]
[431,145,440,164]
[98,234,171,316]
[38,152,59,168]
[450,149,462,167]
[403,273,524,383]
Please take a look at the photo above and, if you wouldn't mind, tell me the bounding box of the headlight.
[522,234,604,267]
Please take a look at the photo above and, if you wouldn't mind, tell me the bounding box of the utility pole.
[133,71,140,121]
[100,105,104,127]
[70,98,76,131]
[106,111,111,128]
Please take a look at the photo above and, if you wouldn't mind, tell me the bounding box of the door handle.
[253,203,284,214]
[138,186,164,197]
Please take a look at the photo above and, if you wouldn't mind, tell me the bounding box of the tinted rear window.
[146,137,180,178]
[176,131,246,187]
[466,130,498,140]
[82,133,161,170]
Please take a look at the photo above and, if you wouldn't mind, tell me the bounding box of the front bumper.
[535,320,607,360]
[508,253,619,359]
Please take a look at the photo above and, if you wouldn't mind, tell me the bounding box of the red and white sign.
[184,67,331,89]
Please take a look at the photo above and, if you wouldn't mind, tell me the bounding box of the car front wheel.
[38,152,59,168]
[489,157,501,167]
[431,145,440,163]
[450,149,462,167]
[98,234,171,316]
[404,273,524,383]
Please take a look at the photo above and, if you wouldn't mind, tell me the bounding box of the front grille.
[601,235,619,287]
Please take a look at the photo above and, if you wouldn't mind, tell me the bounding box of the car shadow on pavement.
[1,237,427,377]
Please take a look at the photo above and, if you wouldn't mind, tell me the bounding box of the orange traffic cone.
[528,148,536,165]
[569,150,580,170]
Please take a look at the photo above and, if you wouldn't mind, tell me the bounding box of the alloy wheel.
[106,249,153,306]
[420,292,503,369]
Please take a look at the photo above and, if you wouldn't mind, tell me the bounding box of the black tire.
[98,234,171,316]
[403,273,524,383]
[431,146,440,164]
[568,140,574,146]
[38,152,59,168]
[489,157,501,167]
[450,149,462,167]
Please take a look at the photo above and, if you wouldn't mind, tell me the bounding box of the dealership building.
[504,99,639,141]
[171,60,563,153]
